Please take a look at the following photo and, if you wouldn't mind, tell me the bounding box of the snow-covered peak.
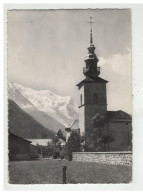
[8,81,78,126]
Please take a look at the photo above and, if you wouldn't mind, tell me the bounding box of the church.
[67,18,132,152]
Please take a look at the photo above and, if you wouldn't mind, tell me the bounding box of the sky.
[8,9,132,114]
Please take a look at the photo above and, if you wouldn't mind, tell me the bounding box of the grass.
[9,159,132,184]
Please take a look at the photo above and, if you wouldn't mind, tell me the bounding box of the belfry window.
[92,93,98,104]
[80,94,82,106]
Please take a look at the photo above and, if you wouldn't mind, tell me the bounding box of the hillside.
[8,99,55,139]
[8,81,78,134]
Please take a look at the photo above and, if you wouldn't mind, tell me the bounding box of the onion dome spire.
[83,16,100,78]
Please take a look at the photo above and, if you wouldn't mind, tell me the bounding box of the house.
[55,138,66,147]
[65,119,80,141]
[9,132,40,161]
[9,132,32,161]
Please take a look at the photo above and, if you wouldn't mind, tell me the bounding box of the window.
[80,94,82,106]
[92,93,98,104]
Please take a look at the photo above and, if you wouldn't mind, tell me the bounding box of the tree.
[46,141,53,157]
[83,113,106,152]
[42,132,48,138]
[52,130,66,159]
[66,131,81,160]
[57,129,66,141]
[52,135,59,146]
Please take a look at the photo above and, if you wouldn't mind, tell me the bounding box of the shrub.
[59,148,66,159]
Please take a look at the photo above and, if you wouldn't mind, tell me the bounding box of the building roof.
[9,132,32,144]
[28,139,52,146]
[70,119,79,129]
[76,76,108,88]
[65,119,79,132]
[106,110,132,121]
[56,138,66,146]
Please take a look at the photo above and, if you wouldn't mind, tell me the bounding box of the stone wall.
[72,152,132,166]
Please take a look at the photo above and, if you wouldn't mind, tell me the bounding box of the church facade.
[76,19,132,151]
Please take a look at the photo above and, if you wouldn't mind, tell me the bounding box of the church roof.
[106,110,132,121]
[65,119,79,132]
[76,76,108,88]
[70,119,79,129]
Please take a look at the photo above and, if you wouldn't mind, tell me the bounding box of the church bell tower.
[77,17,108,135]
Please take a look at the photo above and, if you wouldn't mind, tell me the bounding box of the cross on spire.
[88,16,94,44]
[88,16,94,30]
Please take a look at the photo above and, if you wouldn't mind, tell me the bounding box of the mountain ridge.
[8,99,55,139]
[8,81,78,134]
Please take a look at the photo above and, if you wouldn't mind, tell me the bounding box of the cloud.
[7,10,132,114]
[98,49,132,114]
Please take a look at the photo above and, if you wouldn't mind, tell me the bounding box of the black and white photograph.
[7,8,132,184]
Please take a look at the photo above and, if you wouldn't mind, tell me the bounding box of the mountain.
[8,81,78,134]
[8,99,55,139]
[8,81,65,134]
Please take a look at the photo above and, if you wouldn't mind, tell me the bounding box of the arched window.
[92,93,98,104]
[80,94,82,106]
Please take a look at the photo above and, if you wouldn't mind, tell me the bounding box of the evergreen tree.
[51,130,66,159]
[57,129,66,141]
[66,131,81,160]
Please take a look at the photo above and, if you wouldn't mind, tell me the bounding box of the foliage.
[83,130,104,152]
[91,113,105,128]
[83,113,116,151]
[52,129,66,159]
[52,147,60,159]
[59,147,66,159]
[66,131,81,160]
[57,129,66,141]
[83,113,106,152]
[52,135,59,146]
[36,143,53,158]
[102,136,115,144]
